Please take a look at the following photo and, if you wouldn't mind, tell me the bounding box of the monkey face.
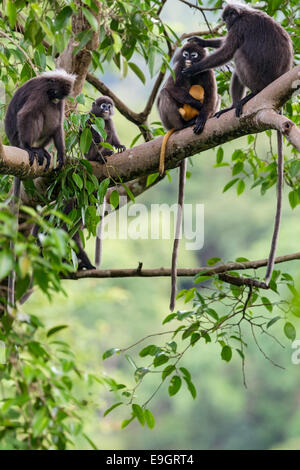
[46,78,72,101]
[222,6,240,29]
[179,44,206,69]
[92,98,114,120]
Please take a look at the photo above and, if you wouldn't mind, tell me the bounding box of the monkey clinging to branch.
[5,69,76,308]
[82,96,126,267]
[157,40,219,311]
[183,3,294,286]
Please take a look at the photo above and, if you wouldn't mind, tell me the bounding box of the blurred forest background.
[20,1,300,450]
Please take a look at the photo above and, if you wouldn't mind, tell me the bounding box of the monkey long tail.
[265,125,283,286]
[159,129,176,176]
[7,176,21,310]
[95,198,106,267]
[170,159,187,312]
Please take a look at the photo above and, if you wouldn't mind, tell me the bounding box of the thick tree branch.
[63,251,300,280]
[1,66,299,186]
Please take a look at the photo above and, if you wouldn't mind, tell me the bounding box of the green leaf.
[72,173,83,190]
[206,257,221,266]
[223,178,239,192]
[153,353,169,367]
[179,367,191,380]
[232,161,244,175]
[112,32,122,54]
[132,404,145,426]
[47,325,68,337]
[194,275,211,284]
[121,183,135,202]
[146,173,159,187]
[288,190,298,209]
[139,345,158,357]
[183,377,197,399]
[7,0,17,28]
[82,433,99,450]
[32,408,49,437]
[98,178,110,203]
[284,322,296,341]
[267,316,281,329]
[162,365,176,380]
[121,417,135,429]
[104,402,123,417]
[162,313,176,324]
[261,297,273,312]
[109,190,119,209]
[0,252,14,280]
[129,62,146,84]
[168,375,182,396]
[221,345,232,362]
[54,6,73,30]
[144,409,155,429]
[216,147,224,164]
[102,348,120,360]
[289,160,300,178]
[82,7,98,32]
[237,179,245,195]
[80,128,92,154]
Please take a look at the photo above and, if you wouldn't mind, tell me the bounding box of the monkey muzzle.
[185,60,192,67]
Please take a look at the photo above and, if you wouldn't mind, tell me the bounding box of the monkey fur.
[183,4,293,117]
[5,69,75,308]
[183,4,294,286]
[157,41,219,311]
[82,96,126,267]
[84,96,126,163]
[157,41,218,176]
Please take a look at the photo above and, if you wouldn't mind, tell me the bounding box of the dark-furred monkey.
[157,41,219,311]
[183,4,294,286]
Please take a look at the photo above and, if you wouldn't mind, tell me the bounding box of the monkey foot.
[116,145,126,153]
[235,103,244,118]
[27,147,51,170]
[78,260,96,270]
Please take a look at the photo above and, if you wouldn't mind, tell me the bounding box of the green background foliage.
[0,0,300,450]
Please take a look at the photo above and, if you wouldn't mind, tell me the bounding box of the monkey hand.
[78,259,96,270]
[27,147,52,171]
[235,102,244,118]
[115,144,126,153]
[193,112,207,134]
[57,153,65,170]
[182,64,200,78]
[187,37,206,46]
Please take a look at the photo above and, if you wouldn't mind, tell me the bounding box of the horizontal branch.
[64,251,300,280]
[1,66,299,184]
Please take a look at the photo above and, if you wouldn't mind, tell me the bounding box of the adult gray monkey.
[183,4,294,286]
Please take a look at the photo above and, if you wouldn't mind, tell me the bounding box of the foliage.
[0,314,101,450]
[0,0,299,449]
[102,263,299,428]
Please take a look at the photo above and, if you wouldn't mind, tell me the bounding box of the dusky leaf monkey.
[83,96,126,267]
[157,41,219,311]
[5,69,76,308]
[183,4,294,286]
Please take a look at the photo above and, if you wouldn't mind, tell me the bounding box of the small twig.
[250,323,285,369]
[218,273,269,289]
[178,0,221,12]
